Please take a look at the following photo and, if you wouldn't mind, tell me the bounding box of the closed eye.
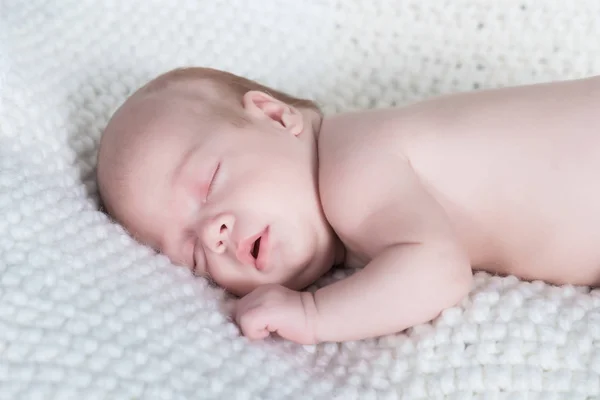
[205,162,221,201]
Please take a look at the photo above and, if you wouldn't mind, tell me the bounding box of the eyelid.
[205,162,221,200]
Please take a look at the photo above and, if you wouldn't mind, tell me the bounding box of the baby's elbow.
[419,263,472,327]
[442,261,473,308]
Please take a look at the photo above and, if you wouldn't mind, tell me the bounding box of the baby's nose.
[202,213,235,254]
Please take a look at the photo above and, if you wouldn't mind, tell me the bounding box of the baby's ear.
[242,90,303,136]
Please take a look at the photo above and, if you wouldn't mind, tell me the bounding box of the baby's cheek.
[183,239,197,268]
[172,187,198,222]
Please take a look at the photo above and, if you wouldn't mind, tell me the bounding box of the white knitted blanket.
[2,1,600,399]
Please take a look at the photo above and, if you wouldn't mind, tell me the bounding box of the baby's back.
[325,76,600,286]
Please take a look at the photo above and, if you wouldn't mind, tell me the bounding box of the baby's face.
[110,96,339,296]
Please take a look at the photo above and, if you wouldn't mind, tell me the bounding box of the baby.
[96,67,600,345]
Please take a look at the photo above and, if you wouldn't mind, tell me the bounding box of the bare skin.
[313,76,600,342]
[97,70,600,345]
[323,76,600,285]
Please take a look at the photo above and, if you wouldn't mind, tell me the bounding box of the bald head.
[96,66,320,235]
[94,67,337,296]
[98,69,239,217]
[97,92,202,229]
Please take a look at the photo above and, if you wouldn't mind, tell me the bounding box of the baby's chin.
[281,259,332,291]
[221,252,334,297]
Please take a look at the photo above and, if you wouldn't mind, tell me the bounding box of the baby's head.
[97,67,344,296]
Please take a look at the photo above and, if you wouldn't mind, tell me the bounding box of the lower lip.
[255,227,270,271]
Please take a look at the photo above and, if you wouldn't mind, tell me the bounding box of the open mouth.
[236,227,269,271]
[250,237,261,259]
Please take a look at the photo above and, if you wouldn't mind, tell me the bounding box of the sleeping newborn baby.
[97,67,600,344]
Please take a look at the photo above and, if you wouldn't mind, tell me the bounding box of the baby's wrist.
[300,291,321,345]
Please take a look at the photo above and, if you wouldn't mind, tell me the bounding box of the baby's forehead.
[121,97,200,146]
[135,123,199,176]
[106,89,232,180]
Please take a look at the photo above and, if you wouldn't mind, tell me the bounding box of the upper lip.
[236,227,268,270]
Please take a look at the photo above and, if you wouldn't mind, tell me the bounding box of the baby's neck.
[307,109,348,268]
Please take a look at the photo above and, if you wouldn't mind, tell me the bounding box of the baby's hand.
[233,284,318,345]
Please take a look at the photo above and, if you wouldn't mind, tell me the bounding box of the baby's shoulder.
[317,134,374,240]
[317,132,406,243]
[317,118,445,256]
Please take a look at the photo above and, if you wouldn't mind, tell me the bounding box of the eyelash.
[205,163,220,200]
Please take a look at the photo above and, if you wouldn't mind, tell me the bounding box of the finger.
[247,326,270,341]
[239,307,273,340]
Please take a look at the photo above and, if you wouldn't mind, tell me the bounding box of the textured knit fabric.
[1,1,600,399]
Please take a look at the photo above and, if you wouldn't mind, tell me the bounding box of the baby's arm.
[312,152,473,342]
[233,152,473,344]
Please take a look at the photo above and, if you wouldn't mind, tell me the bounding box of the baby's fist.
[233,284,318,345]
